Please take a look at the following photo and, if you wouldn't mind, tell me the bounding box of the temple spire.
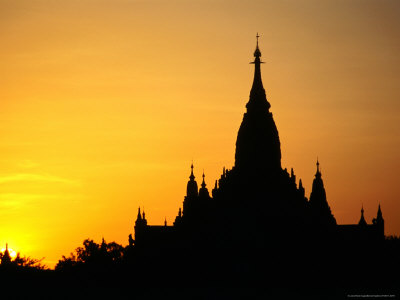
[1,243,11,265]
[359,205,367,226]
[309,158,337,227]
[374,203,385,238]
[315,158,321,178]
[186,163,198,198]
[254,32,261,58]
[235,35,281,171]
[201,170,206,189]
[377,203,383,219]
[190,162,195,181]
[199,170,210,199]
[248,33,270,111]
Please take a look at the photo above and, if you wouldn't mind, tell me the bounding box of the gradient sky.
[1,0,399,267]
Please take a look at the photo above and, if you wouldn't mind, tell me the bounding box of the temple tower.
[235,34,281,174]
[309,160,336,228]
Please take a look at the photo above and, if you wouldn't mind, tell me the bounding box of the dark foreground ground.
[1,242,399,299]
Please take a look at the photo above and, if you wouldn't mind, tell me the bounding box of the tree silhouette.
[55,238,125,272]
[0,247,46,270]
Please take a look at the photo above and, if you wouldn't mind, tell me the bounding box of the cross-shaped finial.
[256,33,260,46]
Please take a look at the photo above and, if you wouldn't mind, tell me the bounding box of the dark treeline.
[1,236,400,298]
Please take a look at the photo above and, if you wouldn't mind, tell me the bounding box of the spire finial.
[377,203,383,220]
[6,243,8,251]
[247,33,270,110]
[189,162,195,180]
[316,157,321,176]
[359,204,367,226]
[253,33,262,58]
[201,170,206,188]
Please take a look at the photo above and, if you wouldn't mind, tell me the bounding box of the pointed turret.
[316,158,321,178]
[212,179,218,198]
[372,204,384,239]
[235,34,281,172]
[135,207,147,228]
[174,208,183,226]
[377,204,383,221]
[1,243,11,265]
[190,163,195,181]
[309,159,336,228]
[186,163,198,198]
[183,163,199,218]
[248,33,270,111]
[134,207,147,244]
[358,205,367,226]
[199,171,210,199]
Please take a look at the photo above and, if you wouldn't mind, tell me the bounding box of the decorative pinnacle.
[189,162,195,180]
[253,33,262,59]
[201,170,206,188]
[247,33,270,110]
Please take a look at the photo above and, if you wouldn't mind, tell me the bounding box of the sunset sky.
[1,0,399,267]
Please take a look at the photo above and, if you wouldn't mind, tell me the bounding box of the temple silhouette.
[132,36,384,251]
[0,36,396,298]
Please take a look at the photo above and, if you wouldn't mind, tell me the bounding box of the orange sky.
[0,0,399,267]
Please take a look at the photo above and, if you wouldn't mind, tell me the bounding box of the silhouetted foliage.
[11,253,46,270]
[0,249,46,270]
[55,238,125,272]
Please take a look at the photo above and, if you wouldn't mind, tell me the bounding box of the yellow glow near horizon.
[1,247,17,259]
[0,0,399,268]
